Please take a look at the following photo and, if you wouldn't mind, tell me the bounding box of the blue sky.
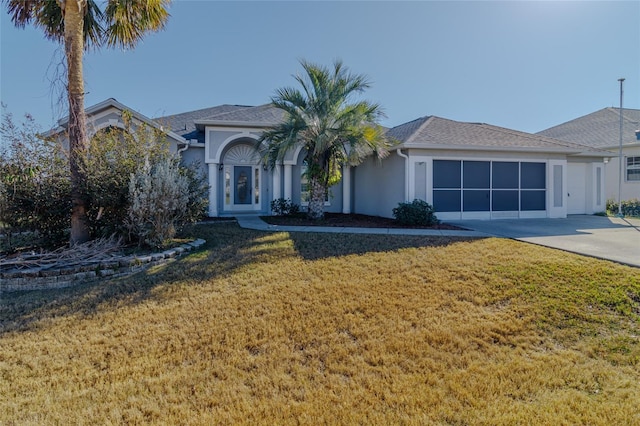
[1,1,639,134]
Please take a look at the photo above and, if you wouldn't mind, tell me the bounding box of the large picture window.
[627,157,640,181]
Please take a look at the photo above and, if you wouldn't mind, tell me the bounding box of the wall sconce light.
[604,157,609,164]
[262,164,268,171]
[218,163,224,171]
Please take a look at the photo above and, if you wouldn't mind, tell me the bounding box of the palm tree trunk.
[64,0,90,244]
[307,175,326,220]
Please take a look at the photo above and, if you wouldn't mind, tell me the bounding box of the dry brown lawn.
[1,224,639,425]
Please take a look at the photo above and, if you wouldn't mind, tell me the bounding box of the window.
[301,166,330,205]
[627,157,640,181]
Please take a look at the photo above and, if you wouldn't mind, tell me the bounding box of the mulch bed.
[261,213,465,230]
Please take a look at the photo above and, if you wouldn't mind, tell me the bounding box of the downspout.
[396,148,409,202]
[177,140,190,154]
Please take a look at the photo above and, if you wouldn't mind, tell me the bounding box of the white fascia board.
[398,143,583,155]
[597,142,640,150]
[567,151,614,158]
[194,120,276,131]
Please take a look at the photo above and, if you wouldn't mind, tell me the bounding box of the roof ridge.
[155,104,252,121]
[477,121,604,151]
[405,116,432,144]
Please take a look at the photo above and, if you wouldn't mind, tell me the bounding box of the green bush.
[392,199,439,226]
[270,198,300,216]
[0,111,71,247]
[0,108,209,250]
[606,199,640,217]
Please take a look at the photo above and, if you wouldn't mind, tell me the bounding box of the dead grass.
[1,224,639,425]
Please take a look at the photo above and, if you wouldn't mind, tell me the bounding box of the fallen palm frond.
[0,236,122,272]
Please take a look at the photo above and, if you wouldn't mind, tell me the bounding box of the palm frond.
[262,59,389,199]
[104,0,170,49]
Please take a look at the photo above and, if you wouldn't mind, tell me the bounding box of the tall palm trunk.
[307,176,326,220]
[63,0,90,244]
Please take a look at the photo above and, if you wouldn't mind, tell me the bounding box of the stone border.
[0,239,206,293]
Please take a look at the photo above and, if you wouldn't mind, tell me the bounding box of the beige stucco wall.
[353,153,405,218]
[602,145,640,202]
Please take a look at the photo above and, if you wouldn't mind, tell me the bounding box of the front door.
[234,166,252,205]
[567,163,587,214]
[224,165,261,211]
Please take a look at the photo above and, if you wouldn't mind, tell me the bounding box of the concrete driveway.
[455,215,640,267]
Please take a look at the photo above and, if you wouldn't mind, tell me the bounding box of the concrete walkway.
[235,215,640,268]
[235,215,487,237]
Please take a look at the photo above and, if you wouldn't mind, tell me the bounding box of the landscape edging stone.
[0,239,206,293]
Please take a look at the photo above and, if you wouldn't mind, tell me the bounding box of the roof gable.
[537,107,640,148]
[49,98,185,143]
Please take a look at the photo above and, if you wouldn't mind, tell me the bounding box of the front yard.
[1,223,639,424]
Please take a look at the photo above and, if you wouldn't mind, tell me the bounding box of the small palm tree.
[4,0,170,244]
[260,60,391,220]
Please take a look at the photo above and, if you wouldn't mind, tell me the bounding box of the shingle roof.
[537,107,640,148]
[155,104,285,143]
[388,115,604,154]
[196,103,286,125]
[155,105,252,142]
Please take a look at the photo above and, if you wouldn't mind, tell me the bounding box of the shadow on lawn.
[0,223,479,334]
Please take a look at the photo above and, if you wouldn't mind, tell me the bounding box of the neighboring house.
[50,98,609,220]
[538,107,640,204]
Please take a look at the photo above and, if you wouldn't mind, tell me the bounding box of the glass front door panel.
[234,166,252,205]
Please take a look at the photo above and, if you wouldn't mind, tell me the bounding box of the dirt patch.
[261,213,465,230]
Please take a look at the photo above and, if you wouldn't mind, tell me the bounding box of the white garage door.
[567,163,587,214]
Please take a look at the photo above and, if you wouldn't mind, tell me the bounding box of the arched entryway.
[221,143,262,212]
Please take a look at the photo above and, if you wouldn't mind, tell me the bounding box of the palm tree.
[260,60,391,220]
[4,0,170,244]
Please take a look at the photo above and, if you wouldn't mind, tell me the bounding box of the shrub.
[606,199,640,217]
[82,111,174,238]
[0,110,71,247]
[392,199,439,226]
[270,198,300,216]
[179,161,210,224]
[125,157,191,248]
[1,108,208,250]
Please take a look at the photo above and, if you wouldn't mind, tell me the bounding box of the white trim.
[285,145,305,166]
[591,163,605,212]
[625,155,640,182]
[272,163,282,203]
[427,157,554,219]
[89,119,127,136]
[283,164,293,200]
[547,159,567,218]
[208,163,219,217]
[400,143,589,155]
[342,165,351,214]
[195,120,276,129]
[222,164,262,212]
[207,130,261,164]
[407,155,432,203]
